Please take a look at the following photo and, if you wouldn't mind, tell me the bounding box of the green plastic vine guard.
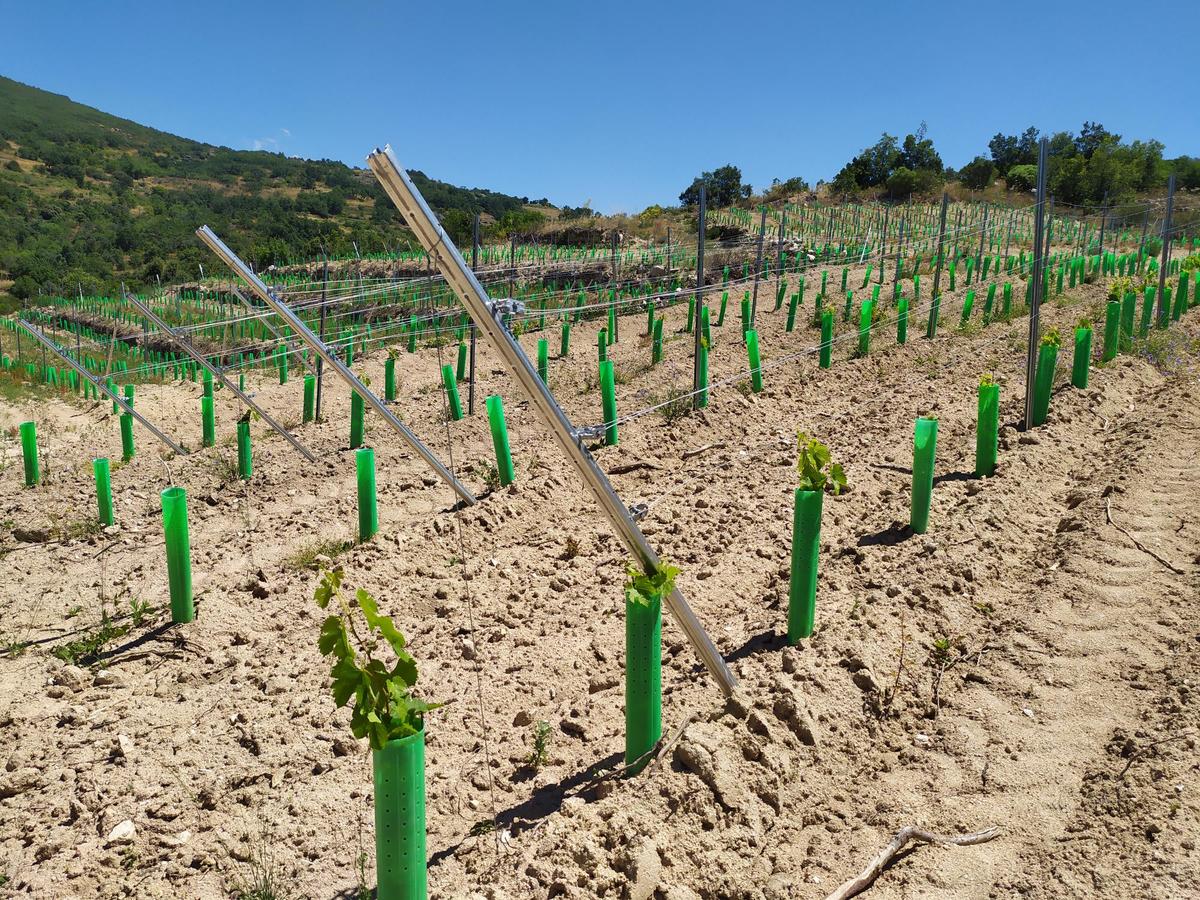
[560,322,570,357]
[746,330,763,392]
[372,727,426,900]
[350,392,366,447]
[455,342,467,383]
[897,298,909,344]
[124,384,134,409]
[686,298,695,334]
[1002,283,1012,318]
[356,447,378,543]
[441,365,463,420]
[537,339,548,383]
[697,340,709,408]
[597,328,607,364]
[385,357,397,401]
[1032,343,1058,426]
[1101,300,1120,362]
[819,311,833,369]
[651,317,663,364]
[600,360,618,446]
[237,420,252,480]
[961,290,975,324]
[625,593,662,776]
[983,284,996,324]
[740,296,751,337]
[1139,287,1155,336]
[161,486,194,624]
[200,396,216,448]
[1072,327,1092,389]
[788,489,823,643]
[19,421,39,486]
[485,395,515,487]
[608,303,617,344]
[910,417,938,534]
[203,370,214,399]
[120,413,135,461]
[786,291,799,333]
[976,384,999,478]
[702,306,712,348]
[858,300,873,356]
[94,458,114,526]
[303,374,316,423]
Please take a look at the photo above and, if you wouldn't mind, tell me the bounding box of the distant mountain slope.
[0,76,551,305]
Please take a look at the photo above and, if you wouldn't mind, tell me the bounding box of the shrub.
[960,156,997,191]
[1180,253,1200,273]
[1005,165,1038,192]
[1142,236,1162,258]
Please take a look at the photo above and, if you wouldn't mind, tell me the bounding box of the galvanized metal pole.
[878,205,889,286]
[692,185,707,407]
[977,204,988,266]
[469,213,479,416]
[126,294,316,462]
[1156,174,1176,325]
[367,146,736,697]
[315,255,328,421]
[750,205,766,324]
[197,226,477,506]
[665,226,671,274]
[1097,193,1108,265]
[19,319,188,455]
[1023,138,1049,432]
[931,193,950,300]
[1137,208,1150,273]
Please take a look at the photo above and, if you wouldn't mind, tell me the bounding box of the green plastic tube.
[385,356,397,401]
[927,294,941,339]
[560,322,570,357]
[625,593,662,775]
[303,374,316,423]
[1139,287,1155,336]
[786,291,799,332]
[277,347,288,385]
[910,417,938,534]
[717,292,729,326]
[19,421,39,486]
[697,341,709,408]
[843,290,853,323]
[356,447,378,542]
[350,392,365,448]
[983,283,996,324]
[1120,292,1136,351]
[94,458,114,525]
[597,328,607,365]
[646,302,654,336]
[702,305,712,348]
[651,317,663,364]
[373,728,426,900]
[1002,283,1012,318]
[1072,327,1092,389]
[161,486,194,624]
[897,298,909,344]
[1032,342,1058,426]
[120,413,135,461]
[124,384,134,409]
[439,363,463,420]
[961,290,975,324]
[537,339,548,383]
[976,384,999,478]
[203,370,214,399]
[746,330,763,392]
[788,488,823,643]
[485,395,515,486]
[200,396,215,448]
[607,303,617,345]
[858,300,873,356]
[686,298,695,333]
[454,343,467,383]
[600,360,618,446]
[740,295,751,337]
[1102,301,1120,362]
[237,420,252,480]
[819,311,833,369]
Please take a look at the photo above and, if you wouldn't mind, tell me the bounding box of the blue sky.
[3,0,1194,212]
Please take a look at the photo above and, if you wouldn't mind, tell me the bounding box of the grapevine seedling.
[315,567,441,751]
[524,720,553,772]
[624,563,680,607]
[1040,326,1061,349]
[979,372,997,389]
[796,432,848,494]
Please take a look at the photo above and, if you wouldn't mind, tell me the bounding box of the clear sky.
[3,0,1193,213]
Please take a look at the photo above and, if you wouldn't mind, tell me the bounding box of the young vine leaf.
[796,432,848,495]
[624,563,680,608]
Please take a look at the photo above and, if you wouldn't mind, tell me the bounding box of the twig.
[682,441,725,460]
[825,825,1002,900]
[608,461,662,475]
[1118,730,1195,779]
[1105,498,1185,575]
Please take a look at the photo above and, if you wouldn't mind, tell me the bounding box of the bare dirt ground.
[1,261,1197,900]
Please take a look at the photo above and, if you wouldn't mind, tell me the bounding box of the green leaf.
[318,615,349,658]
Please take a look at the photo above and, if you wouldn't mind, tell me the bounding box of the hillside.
[0,76,552,306]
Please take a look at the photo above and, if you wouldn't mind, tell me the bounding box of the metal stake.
[692,185,707,408]
[1023,138,1049,432]
[1156,174,1176,325]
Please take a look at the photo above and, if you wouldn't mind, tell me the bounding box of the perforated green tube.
[976,384,999,478]
[686,298,695,333]
[961,290,975,324]
[697,341,709,408]
[560,322,570,357]
[786,291,799,332]
[910,417,938,534]
[485,395,515,486]
[200,396,215,448]
[372,728,426,900]
[237,420,252,480]
[651,317,663,364]
[1002,282,1012,318]
[357,447,378,542]
[625,593,662,775]
[161,486,193,624]
[441,365,463,420]
[858,300,873,356]
[1139,287,1155,336]
[983,283,996,324]
[1072,327,1092,389]
[19,421,38,486]
[455,343,467,383]
[897,298,909,344]
[746,330,762,392]
[93,458,114,525]
[819,311,833,369]
[303,374,316,422]
[124,384,134,409]
[600,360,618,446]
[277,346,288,384]
[350,391,365,447]
[385,356,397,401]
[788,488,822,643]
[702,305,711,348]
[537,339,548,383]
[203,370,214,399]
[607,303,617,344]
[597,328,607,365]
[1032,342,1058,427]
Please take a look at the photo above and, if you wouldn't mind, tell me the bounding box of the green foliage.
[624,563,680,608]
[1005,165,1038,192]
[979,372,997,389]
[1040,326,1061,349]
[763,176,810,203]
[833,124,943,196]
[53,614,127,666]
[315,567,441,751]
[524,720,553,772]
[653,385,693,424]
[1180,253,1200,273]
[796,432,848,494]
[1143,236,1163,257]
[960,156,997,191]
[1108,275,1135,302]
[679,164,750,207]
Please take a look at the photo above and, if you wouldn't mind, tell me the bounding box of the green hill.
[0,76,552,307]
